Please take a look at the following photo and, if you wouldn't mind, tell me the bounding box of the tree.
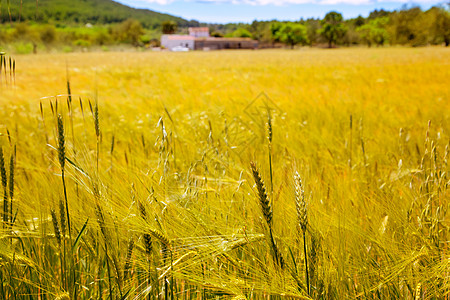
[357,17,389,47]
[40,25,56,45]
[210,31,224,37]
[161,21,177,34]
[230,28,253,38]
[368,9,390,20]
[270,22,283,45]
[114,19,144,46]
[354,15,365,27]
[275,23,308,49]
[305,18,320,46]
[319,11,347,48]
[13,23,40,53]
[388,6,423,45]
[249,20,273,44]
[95,30,112,46]
[426,6,450,46]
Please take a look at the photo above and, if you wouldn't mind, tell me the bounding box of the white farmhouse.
[160,35,195,50]
[160,27,258,51]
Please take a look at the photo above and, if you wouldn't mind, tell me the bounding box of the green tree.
[13,23,40,53]
[426,6,450,46]
[210,31,224,37]
[249,21,273,44]
[357,23,374,47]
[305,19,320,46]
[230,28,253,38]
[388,6,423,45]
[270,22,283,44]
[275,23,308,49]
[0,27,9,43]
[354,15,365,27]
[161,20,177,34]
[40,25,56,45]
[95,30,112,46]
[114,19,144,46]
[319,11,347,48]
[357,17,389,47]
[342,22,359,46]
[368,9,390,20]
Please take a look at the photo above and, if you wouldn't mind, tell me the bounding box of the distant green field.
[0,48,449,299]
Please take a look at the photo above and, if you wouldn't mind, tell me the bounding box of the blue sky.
[116,0,446,23]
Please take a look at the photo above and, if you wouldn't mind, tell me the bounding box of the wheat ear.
[250,162,283,268]
[294,171,309,295]
[57,114,71,240]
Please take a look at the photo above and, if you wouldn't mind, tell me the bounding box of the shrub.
[40,25,56,44]
[14,42,33,54]
[62,46,73,53]
[72,39,91,47]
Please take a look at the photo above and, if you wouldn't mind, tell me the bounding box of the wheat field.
[0,47,449,299]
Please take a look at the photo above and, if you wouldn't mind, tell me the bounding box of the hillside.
[0,0,189,28]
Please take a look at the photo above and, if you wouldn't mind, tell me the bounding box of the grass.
[0,47,449,299]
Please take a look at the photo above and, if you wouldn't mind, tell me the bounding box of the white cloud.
[134,0,443,5]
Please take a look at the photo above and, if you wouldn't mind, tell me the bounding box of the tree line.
[0,4,449,53]
[212,5,449,47]
[0,19,156,53]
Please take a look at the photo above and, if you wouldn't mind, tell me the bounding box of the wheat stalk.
[250,162,272,226]
[57,114,66,171]
[59,198,66,239]
[267,109,273,195]
[51,206,66,290]
[415,282,421,300]
[8,146,15,227]
[95,201,108,240]
[123,236,134,280]
[0,147,8,227]
[92,100,100,172]
[51,209,62,248]
[138,200,153,256]
[57,114,71,239]
[294,171,309,295]
[250,161,283,268]
[294,172,308,233]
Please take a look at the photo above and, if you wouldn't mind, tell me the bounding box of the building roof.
[194,37,255,42]
[164,35,195,41]
[162,34,257,43]
[189,27,209,33]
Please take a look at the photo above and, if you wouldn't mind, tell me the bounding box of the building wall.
[160,35,259,51]
[194,39,258,50]
[161,35,195,50]
[191,31,209,38]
